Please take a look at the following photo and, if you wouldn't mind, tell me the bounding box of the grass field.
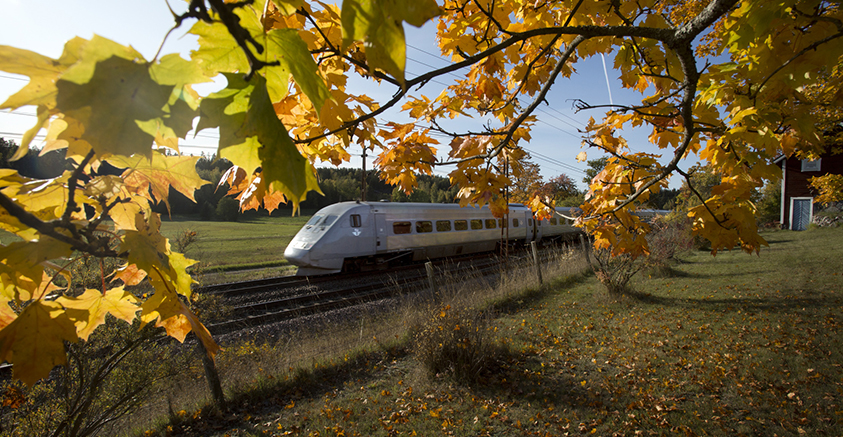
[159,213,313,276]
[0,213,314,277]
[144,226,843,436]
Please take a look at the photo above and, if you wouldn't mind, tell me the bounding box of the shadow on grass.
[491,271,594,316]
[165,347,409,435]
[622,289,841,314]
[464,349,620,415]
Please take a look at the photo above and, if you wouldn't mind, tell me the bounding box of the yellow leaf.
[0,295,16,330]
[341,0,440,85]
[576,151,588,162]
[0,300,77,386]
[106,151,208,213]
[112,263,148,286]
[56,287,140,341]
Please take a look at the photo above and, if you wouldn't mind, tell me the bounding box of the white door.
[375,214,387,251]
[791,198,813,231]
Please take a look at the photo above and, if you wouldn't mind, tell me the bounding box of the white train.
[283,201,583,275]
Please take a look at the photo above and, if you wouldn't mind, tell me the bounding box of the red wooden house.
[774,152,843,230]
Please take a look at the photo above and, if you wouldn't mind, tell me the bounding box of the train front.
[284,202,373,275]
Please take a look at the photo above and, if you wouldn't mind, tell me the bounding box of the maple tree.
[810,173,843,206]
[1,0,842,386]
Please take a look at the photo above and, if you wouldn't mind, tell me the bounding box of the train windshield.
[321,215,338,227]
[305,215,323,229]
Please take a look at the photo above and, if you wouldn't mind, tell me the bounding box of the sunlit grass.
[158,214,312,278]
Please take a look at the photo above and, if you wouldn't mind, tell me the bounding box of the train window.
[454,220,468,231]
[528,218,533,227]
[350,214,362,227]
[512,218,520,227]
[484,219,497,229]
[416,221,433,233]
[322,215,337,227]
[393,222,411,234]
[550,217,558,225]
[499,218,507,228]
[470,219,483,230]
[436,220,451,232]
[305,215,323,228]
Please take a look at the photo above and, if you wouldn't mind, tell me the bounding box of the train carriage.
[284,201,583,276]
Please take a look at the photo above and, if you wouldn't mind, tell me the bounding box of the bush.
[200,201,216,221]
[413,305,506,384]
[590,219,693,294]
[591,249,641,296]
[644,219,693,276]
[0,319,192,437]
[215,196,240,222]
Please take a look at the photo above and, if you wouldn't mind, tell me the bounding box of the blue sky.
[0,0,673,190]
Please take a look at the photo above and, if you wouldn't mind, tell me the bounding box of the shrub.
[413,305,505,384]
[591,249,642,296]
[200,201,216,221]
[644,219,693,276]
[215,196,240,222]
[591,218,693,293]
[65,255,123,291]
[0,319,192,437]
[174,228,198,253]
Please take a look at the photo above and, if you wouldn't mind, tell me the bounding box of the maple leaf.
[190,0,329,110]
[0,300,78,386]
[198,74,321,211]
[106,151,208,213]
[56,287,140,341]
[261,28,331,111]
[0,37,88,157]
[0,296,15,331]
[139,281,219,360]
[56,42,173,158]
[341,0,441,85]
[0,238,73,286]
[119,212,170,281]
[112,263,148,287]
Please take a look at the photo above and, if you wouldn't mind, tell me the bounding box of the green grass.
[145,227,843,437]
[159,214,311,273]
[0,213,313,275]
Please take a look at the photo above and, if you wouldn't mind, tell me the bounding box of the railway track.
[205,254,507,334]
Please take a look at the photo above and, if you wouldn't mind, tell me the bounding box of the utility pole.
[502,156,509,263]
[361,146,367,201]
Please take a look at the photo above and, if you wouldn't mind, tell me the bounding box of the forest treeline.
[0,138,459,219]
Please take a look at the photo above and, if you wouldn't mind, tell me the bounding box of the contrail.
[600,53,614,105]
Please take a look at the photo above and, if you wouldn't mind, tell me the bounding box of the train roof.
[314,201,578,215]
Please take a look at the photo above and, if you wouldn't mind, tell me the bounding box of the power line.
[534,118,581,140]
[0,74,27,82]
[524,147,587,175]
[534,107,584,132]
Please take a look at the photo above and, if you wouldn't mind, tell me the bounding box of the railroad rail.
[205,254,507,334]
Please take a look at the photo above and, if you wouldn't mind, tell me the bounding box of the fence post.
[530,241,543,285]
[579,233,592,265]
[425,261,438,294]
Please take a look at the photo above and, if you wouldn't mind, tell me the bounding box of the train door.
[375,213,387,252]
